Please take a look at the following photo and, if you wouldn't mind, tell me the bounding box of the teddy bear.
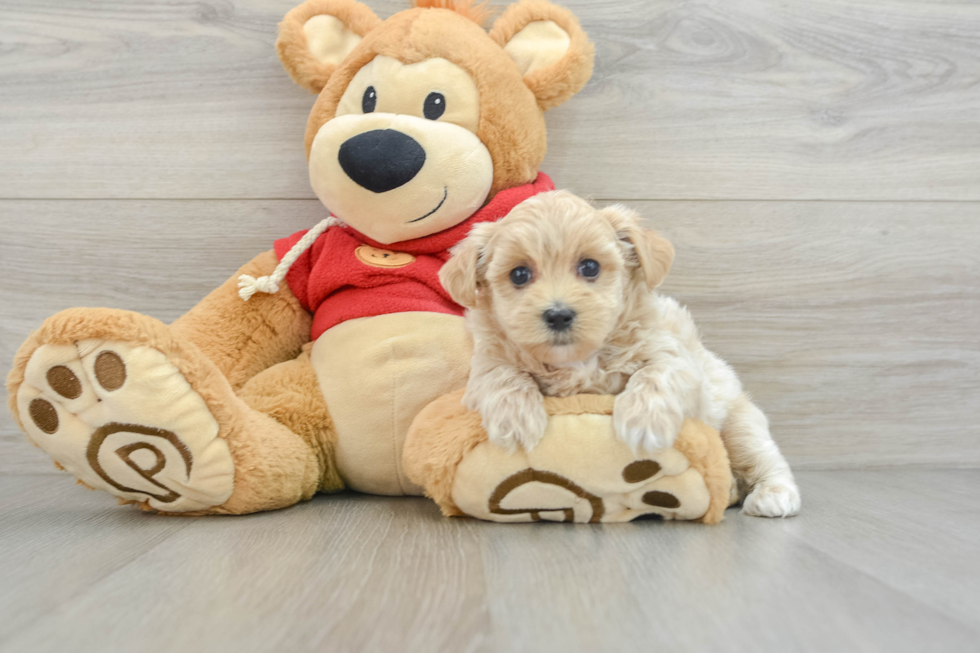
[6,0,734,522]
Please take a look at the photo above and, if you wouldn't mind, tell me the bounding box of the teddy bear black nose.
[543,307,577,332]
[338,129,426,193]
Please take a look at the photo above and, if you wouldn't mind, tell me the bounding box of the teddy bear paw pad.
[17,340,234,512]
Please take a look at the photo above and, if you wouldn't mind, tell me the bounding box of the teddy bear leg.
[170,250,312,391]
[236,350,343,495]
[7,307,328,514]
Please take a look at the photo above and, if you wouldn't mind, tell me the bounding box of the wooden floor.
[0,469,977,652]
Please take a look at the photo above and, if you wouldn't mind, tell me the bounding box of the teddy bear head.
[277,0,594,245]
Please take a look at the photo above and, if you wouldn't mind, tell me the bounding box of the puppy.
[439,190,800,517]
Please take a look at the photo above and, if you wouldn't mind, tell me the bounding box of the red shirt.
[275,173,554,340]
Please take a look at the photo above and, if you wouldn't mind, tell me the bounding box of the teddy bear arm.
[170,250,312,391]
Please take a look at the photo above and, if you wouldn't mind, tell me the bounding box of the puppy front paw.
[480,394,549,454]
[742,478,801,518]
[613,390,682,453]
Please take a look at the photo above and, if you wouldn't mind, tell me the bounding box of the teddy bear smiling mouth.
[406,186,448,223]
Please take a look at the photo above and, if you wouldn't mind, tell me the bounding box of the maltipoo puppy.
[439,190,800,517]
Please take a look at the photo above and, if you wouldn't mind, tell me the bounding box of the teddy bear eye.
[362,86,377,113]
[510,266,532,287]
[578,259,600,279]
[424,92,446,120]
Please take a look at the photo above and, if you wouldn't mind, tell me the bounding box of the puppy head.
[441,190,675,364]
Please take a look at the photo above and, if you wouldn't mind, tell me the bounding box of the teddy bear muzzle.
[308,112,493,245]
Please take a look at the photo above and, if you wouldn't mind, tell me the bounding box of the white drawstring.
[238,216,343,301]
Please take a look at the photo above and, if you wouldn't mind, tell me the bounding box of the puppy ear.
[277,0,382,93]
[600,205,675,290]
[489,0,595,111]
[440,222,498,309]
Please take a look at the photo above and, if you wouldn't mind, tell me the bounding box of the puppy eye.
[424,92,446,120]
[362,86,377,113]
[578,259,601,279]
[510,266,532,287]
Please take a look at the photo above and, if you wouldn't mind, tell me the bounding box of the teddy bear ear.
[489,0,595,111]
[277,0,383,94]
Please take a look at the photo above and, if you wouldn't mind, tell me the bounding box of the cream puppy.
[439,190,800,517]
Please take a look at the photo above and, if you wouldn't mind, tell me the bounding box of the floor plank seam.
[782,531,980,636]
[0,511,193,646]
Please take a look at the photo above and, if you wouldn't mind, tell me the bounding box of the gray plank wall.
[1,0,978,473]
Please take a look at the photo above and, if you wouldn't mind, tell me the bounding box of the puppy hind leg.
[721,394,801,517]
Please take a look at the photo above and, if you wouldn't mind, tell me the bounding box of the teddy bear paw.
[15,339,235,512]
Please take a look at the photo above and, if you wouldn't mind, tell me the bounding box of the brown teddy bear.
[6,0,733,522]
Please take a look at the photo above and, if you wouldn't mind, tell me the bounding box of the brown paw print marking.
[622,460,662,483]
[642,490,680,509]
[489,469,605,523]
[29,398,59,434]
[47,366,81,399]
[86,422,192,504]
[94,351,126,391]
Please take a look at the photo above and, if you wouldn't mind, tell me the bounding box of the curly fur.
[440,190,802,517]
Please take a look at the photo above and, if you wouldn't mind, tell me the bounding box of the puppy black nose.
[338,129,426,193]
[543,307,576,332]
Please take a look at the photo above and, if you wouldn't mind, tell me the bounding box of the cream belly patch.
[16,340,235,512]
[312,312,472,496]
